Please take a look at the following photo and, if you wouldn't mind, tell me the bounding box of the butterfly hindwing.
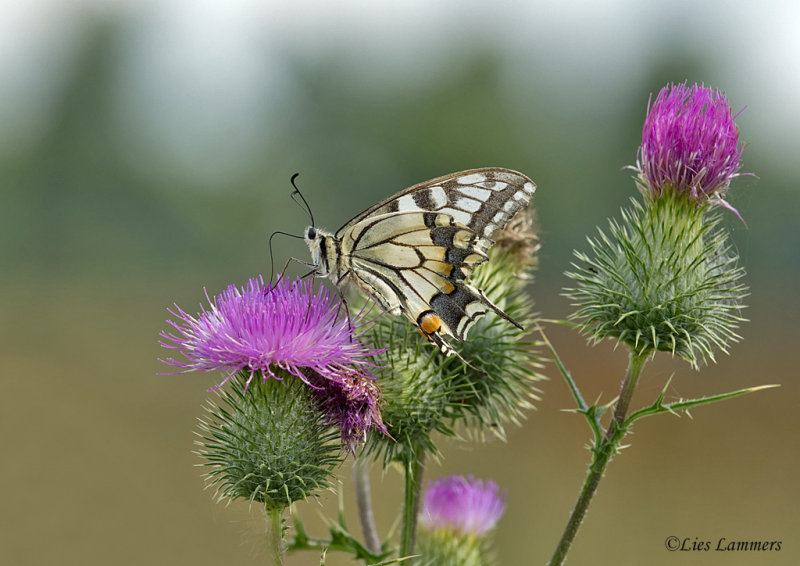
[306,168,535,353]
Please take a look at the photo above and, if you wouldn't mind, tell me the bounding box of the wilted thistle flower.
[632,82,745,217]
[305,369,387,451]
[417,475,506,566]
[160,275,382,388]
[567,83,749,367]
[491,208,541,276]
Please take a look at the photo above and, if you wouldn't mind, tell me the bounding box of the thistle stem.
[353,455,381,554]
[609,350,647,435]
[400,450,426,561]
[266,505,285,566]
[547,350,648,566]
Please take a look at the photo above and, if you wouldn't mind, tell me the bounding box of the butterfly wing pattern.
[304,168,536,354]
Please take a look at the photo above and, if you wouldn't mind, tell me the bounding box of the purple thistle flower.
[633,82,746,218]
[306,369,388,450]
[160,275,382,389]
[420,475,506,537]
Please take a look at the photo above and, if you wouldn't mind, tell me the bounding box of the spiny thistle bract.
[416,530,488,566]
[566,191,747,367]
[444,251,544,435]
[197,370,342,509]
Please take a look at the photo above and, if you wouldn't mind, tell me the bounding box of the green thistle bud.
[367,216,544,463]
[197,371,342,509]
[445,248,544,437]
[416,529,487,566]
[565,191,747,367]
[366,315,451,464]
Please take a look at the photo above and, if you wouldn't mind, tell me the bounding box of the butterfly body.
[304,168,536,354]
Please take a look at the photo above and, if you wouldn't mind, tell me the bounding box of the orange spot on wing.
[419,313,442,335]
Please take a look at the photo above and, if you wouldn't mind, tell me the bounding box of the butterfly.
[303,168,536,355]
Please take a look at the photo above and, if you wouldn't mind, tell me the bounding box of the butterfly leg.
[416,312,483,373]
[427,331,484,373]
[264,257,322,329]
[265,256,317,297]
[333,269,356,340]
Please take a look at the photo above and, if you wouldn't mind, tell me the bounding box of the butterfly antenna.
[290,173,315,228]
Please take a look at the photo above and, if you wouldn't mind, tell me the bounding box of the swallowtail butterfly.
[304,168,536,355]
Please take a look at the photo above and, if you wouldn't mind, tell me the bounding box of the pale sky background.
[1,0,798,184]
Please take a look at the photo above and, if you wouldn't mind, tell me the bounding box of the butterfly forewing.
[309,168,536,353]
[336,168,535,241]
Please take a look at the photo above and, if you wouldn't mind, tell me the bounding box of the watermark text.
[665,536,782,552]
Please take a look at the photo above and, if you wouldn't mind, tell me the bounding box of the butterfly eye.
[307,227,317,240]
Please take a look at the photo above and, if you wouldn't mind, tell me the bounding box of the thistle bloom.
[421,475,506,537]
[160,275,382,388]
[568,82,749,365]
[633,82,745,216]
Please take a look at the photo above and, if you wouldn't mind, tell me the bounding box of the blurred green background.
[2,1,798,565]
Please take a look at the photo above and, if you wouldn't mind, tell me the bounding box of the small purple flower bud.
[633,82,746,217]
[160,275,382,389]
[420,475,506,537]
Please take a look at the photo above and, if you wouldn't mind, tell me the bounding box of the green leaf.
[537,323,603,443]
[288,506,395,564]
[626,384,780,425]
